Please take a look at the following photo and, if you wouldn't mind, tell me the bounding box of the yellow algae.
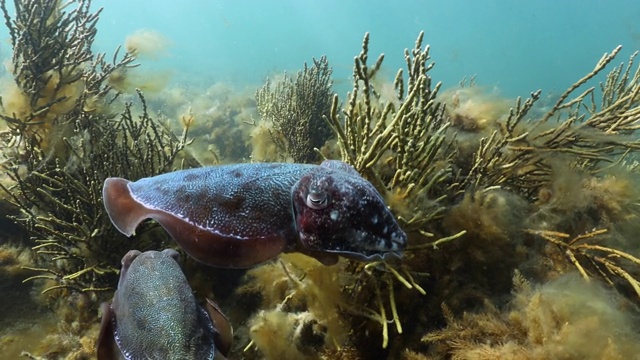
[0,312,59,359]
[422,274,640,360]
[124,29,171,59]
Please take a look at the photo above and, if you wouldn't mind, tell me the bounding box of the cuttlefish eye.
[306,188,329,210]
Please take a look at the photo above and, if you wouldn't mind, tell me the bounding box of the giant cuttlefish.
[97,249,233,360]
[102,160,407,268]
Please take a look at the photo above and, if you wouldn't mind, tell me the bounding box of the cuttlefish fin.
[96,302,123,360]
[205,298,233,358]
[320,159,361,177]
[103,177,149,236]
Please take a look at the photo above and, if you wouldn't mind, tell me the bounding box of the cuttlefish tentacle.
[103,161,407,268]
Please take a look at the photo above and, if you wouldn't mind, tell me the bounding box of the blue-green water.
[82,0,640,98]
[2,1,637,97]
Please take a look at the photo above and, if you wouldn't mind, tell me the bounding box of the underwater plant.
[450,47,640,297]
[419,273,640,360]
[1,91,188,296]
[124,29,171,59]
[459,46,640,198]
[0,0,137,152]
[242,32,640,359]
[241,254,350,359]
[185,83,255,163]
[0,0,189,300]
[326,32,458,239]
[397,42,640,360]
[319,32,465,351]
[0,2,192,357]
[256,55,335,163]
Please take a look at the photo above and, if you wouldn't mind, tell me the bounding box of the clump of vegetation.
[0,0,188,301]
[255,56,335,163]
[184,83,256,163]
[253,32,640,359]
[0,0,136,152]
[418,273,640,360]
[240,253,350,359]
[319,32,458,353]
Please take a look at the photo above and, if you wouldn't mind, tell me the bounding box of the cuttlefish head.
[96,249,233,359]
[292,167,407,263]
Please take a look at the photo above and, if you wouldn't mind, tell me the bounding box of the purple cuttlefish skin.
[102,160,407,268]
[96,249,233,360]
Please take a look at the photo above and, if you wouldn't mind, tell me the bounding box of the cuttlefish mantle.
[96,249,232,360]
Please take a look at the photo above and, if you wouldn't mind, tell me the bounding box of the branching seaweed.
[256,56,335,163]
[342,261,427,349]
[0,0,136,148]
[464,46,640,200]
[321,32,464,350]
[527,228,640,298]
[1,91,189,296]
[326,31,456,237]
[322,33,640,355]
[452,47,640,303]
[0,0,189,300]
